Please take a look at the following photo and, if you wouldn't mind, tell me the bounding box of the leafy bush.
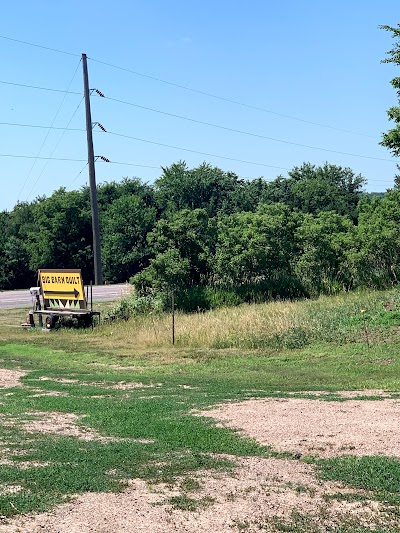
[175,279,307,313]
[104,291,164,321]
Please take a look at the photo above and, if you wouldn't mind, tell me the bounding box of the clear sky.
[1,1,399,211]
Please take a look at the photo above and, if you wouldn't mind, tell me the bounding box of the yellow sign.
[38,269,85,304]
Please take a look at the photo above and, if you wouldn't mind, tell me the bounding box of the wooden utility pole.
[82,53,103,285]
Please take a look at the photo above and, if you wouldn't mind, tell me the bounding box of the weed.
[179,477,201,492]
[168,494,214,511]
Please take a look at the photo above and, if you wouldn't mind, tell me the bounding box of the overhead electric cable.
[0,122,83,131]
[68,163,89,187]
[0,120,395,164]
[0,79,81,95]
[104,95,382,154]
[16,59,82,202]
[0,34,376,139]
[25,96,85,201]
[0,34,79,57]
[106,130,396,165]
[0,153,160,168]
[0,153,392,185]
[89,57,376,139]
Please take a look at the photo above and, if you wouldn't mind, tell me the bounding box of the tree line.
[1,160,399,309]
[2,24,399,309]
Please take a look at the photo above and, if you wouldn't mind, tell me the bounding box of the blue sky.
[1,1,399,211]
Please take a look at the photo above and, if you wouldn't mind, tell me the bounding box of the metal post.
[90,280,94,329]
[82,53,103,285]
[172,290,175,345]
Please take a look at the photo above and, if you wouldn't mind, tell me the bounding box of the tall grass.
[93,289,400,351]
[2,288,399,356]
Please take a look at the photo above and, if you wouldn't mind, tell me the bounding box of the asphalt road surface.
[0,284,132,309]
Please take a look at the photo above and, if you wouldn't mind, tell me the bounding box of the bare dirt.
[23,411,118,442]
[203,395,400,458]
[0,456,395,532]
[1,392,399,532]
[0,368,26,388]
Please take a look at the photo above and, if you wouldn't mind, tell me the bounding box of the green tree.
[26,188,93,281]
[94,177,156,212]
[154,161,243,216]
[102,195,157,283]
[147,208,215,285]
[380,24,400,162]
[0,203,36,289]
[269,163,365,221]
[347,190,400,287]
[293,211,354,295]
[132,249,191,293]
[214,203,297,284]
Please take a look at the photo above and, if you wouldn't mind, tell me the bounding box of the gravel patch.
[0,369,26,388]
[1,392,399,531]
[23,412,115,442]
[203,396,400,458]
[0,456,394,532]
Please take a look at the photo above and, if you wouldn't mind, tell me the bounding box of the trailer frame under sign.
[38,269,87,310]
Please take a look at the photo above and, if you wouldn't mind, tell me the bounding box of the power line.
[0,122,290,170]
[1,79,385,157]
[106,130,396,165]
[0,122,83,131]
[25,97,85,201]
[0,34,79,57]
[69,163,89,187]
[17,59,82,202]
[0,34,376,139]
[0,79,81,95]
[0,152,393,185]
[0,120,396,165]
[0,152,160,168]
[89,57,376,139]
[104,95,383,157]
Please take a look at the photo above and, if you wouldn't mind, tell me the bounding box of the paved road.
[0,284,132,309]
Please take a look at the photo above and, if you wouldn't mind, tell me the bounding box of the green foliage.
[380,25,400,159]
[131,249,191,293]
[26,188,93,280]
[262,162,365,221]
[293,211,354,296]
[102,195,156,283]
[0,159,391,300]
[347,191,400,288]
[215,203,297,284]
[174,279,306,312]
[317,455,400,494]
[154,161,243,216]
[288,162,365,221]
[104,290,164,321]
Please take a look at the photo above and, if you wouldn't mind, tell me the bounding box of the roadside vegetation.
[0,288,400,530]
[0,23,400,532]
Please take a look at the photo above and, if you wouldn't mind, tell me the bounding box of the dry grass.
[95,299,307,350]
[0,289,391,356]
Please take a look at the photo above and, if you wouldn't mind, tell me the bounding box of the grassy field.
[1,289,400,531]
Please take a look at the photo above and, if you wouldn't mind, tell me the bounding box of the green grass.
[316,456,400,505]
[1,288,400,529]
[267,512,398,533]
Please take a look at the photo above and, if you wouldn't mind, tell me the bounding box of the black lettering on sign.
[51,276,55,283]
